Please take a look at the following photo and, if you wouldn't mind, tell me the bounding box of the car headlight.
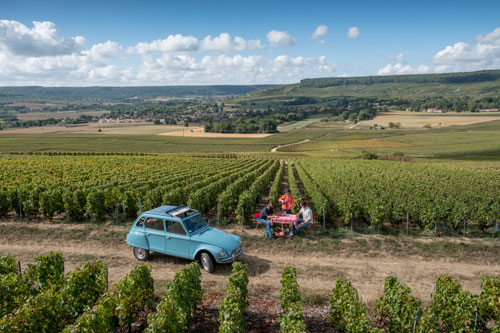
[219,250,226,257]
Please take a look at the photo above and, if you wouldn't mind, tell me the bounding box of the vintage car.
[126,205,243,273]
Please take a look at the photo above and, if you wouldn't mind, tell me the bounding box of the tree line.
[300,69,500,88]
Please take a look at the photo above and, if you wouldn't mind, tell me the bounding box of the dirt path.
[2,221,499,306]
[271,139,310,152]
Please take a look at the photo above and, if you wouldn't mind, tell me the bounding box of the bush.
[61,260,108,319]
[115,264,154,328]
[361,151,379,160]
[121,190,138,218]
[86,190,106,221]
[479,276,500,328]
[0,288,65,332]
[39,190,58,221]
[417,275,478,332]
[0,254,18,275]
[146,262,202,333]
[0,189,12,217]
[0,272,31,317]
[63,189,87,221]
[330,278,372,332]
[62,293,117,333]
[377,276,421,332]
[279,267,306,333]
[219,262,249,333]
[145,292,184,333]
[25,251,65,292]
[268,161,284,208]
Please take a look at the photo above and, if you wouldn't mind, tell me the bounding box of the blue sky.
[1,0,499,85]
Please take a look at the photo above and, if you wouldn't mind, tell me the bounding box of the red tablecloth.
[270,214,299,227]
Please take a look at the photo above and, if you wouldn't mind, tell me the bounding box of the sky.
[0,0,499,86]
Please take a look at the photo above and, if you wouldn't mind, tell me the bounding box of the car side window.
[166,220,186,235]
[145,218,164,231]
[136,216,145,228]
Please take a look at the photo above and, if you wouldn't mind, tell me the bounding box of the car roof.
[142,205,196,219]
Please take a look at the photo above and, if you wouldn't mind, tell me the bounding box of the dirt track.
[1,221,499,306]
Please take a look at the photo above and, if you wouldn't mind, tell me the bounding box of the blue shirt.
[258,206,273,220]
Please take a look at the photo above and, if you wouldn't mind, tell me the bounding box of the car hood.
[191,227,239,252]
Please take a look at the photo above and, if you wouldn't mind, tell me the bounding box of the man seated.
[289,201,313,237]
[257,200,275,238]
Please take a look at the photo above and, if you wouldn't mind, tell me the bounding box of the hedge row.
[219,262,249,333]
[0,256,107,332]
[145,261,202,333]
[279,267,306,332]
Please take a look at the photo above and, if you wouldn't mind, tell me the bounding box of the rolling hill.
[232,70,500,103]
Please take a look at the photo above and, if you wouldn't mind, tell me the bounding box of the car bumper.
[218,246,244,263]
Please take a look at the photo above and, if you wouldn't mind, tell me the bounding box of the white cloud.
[311,25,328,39]
[84,41,123,61]
[476,27,500,44]
[266,30,296,47]
[317,55,340,73]
[431,28,500,72]
[0,20,85,57]
[377,63,429,75]
[201,33,263,52]
[347,26,360,39]
[0,19,343,85]
[129,34,199,54]
[377,52,429,75]
[387,53,407,63]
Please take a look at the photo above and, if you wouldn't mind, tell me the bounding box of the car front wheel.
[200,252,214,273]
[133,247,149,261]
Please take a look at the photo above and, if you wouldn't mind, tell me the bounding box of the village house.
[426,108,443,113]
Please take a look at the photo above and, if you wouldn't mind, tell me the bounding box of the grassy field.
[277,115,326,132]
[357,111,500,128]
[276,119,500,160]
[15,110,108,121]
[0,123,196,135]
[2,116,500,160]
[232,80,500,103]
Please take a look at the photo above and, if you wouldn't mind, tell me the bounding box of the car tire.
[133,247,149,261]
[200,252,214,273]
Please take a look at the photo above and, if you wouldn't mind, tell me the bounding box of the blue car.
[126,205,243,273]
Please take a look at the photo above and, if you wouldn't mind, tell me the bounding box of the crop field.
[233,77,500,103]
[357,111,500,128]
[159,126,272,138]
[2,109,500,331]
[0,242,499,332]
[15,110,108,121]
[0,122,194,135]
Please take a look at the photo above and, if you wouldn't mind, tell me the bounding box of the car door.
[164,219,190,258]
[145,217,166,253]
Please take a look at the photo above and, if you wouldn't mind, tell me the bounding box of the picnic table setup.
[270,214,299,228]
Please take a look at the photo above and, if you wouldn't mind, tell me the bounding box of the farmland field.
[2,89,500,332]
[14,110,108,121]
[159,126,272,138]
[357,110,500,128]
[0,122,196,135]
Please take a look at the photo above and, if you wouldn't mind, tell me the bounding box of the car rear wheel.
[200,252,214,273]
[133,247,149,261]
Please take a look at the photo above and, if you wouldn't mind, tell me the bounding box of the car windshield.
[183,214,208,233]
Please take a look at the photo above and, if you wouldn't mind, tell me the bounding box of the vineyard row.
[1,253,499,332]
